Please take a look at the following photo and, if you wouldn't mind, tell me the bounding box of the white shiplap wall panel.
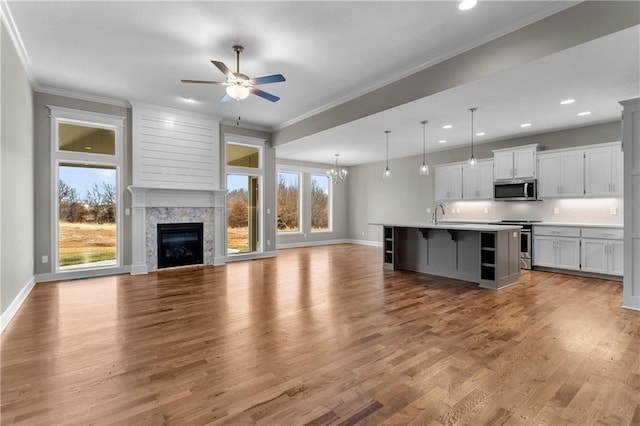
[132,103,220,190]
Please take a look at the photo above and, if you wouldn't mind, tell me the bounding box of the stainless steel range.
[499,220,541,270]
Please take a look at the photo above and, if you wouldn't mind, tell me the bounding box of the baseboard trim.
[276,239,351,249]
[35,265,132,283]
[276,239,383,249]
[347,239,383,248]
[1,276,36,333]
[225,250,277,263]
[623,295,640,311]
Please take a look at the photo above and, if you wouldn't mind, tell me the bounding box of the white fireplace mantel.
[127,186,227,274]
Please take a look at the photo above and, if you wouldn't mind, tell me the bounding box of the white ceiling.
[4,1,639,166]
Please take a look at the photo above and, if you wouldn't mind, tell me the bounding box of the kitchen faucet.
[433,204,445,224]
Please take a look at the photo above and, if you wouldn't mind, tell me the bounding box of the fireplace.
[157,222,204,269]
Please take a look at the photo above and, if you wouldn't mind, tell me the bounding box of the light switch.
[553,207,560,215]
[426,208,431,214]
[42,255,48,263]
[125,208,131,216]
[267,240,271,246]
[610,207,617,215]
[267,208,271,214]
[483,207,489,214]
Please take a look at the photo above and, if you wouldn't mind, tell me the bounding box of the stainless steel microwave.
[494,179,538,201]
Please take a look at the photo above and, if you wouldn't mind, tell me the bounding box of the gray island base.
[373,223,522,290]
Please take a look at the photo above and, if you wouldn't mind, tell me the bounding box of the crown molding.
[1,0,36,87]
[36,85,130,108]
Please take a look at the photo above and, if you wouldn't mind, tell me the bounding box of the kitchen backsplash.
[444,198,623,224]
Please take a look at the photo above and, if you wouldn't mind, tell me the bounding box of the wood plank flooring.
[1,244,639,425]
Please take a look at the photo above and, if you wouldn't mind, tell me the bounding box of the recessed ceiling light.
[458,0,478,11]
[442,124,453,129]
[84,146,92,150]
[183,97,196,103]
[439,139,447,144]
[578,111,591,116]
[520,123,532,128]
[560,99,575,105]
[476,132,485,136]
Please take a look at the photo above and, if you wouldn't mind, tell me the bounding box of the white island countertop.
[369,222,522,232]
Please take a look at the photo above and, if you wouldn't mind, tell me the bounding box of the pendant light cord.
[385,130,390,168]
[470,108,476,156]
[421,120,427,163]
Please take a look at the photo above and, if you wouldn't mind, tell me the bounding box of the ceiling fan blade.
[252,74,286,85]
[181,79,225,84]
[211,60,234,79]
[221,93,233,102]
[251,88,280,102]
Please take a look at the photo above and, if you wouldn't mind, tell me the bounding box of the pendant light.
[418,120,430,176]
[382,130,392,179]
[467,108,477,167]
[327,154,348,184]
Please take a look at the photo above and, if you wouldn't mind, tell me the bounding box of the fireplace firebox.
[157,222,204,269]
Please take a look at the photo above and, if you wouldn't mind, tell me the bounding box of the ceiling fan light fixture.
[226,84,250,100]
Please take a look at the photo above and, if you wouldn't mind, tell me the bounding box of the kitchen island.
[373,222,521,289]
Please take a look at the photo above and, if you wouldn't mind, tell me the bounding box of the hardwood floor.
[2,244,639,425]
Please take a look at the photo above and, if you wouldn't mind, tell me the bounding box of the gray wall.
[275,159,349,247]
[1,21,35,314]
[348,121,622,243]
[33,92,130,275]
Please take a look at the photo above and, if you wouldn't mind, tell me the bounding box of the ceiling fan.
[181,45,286,102]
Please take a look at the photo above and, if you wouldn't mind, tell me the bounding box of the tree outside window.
[311,174,330,232]
[277,172,300,233]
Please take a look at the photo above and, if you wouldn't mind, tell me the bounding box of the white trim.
[0,276,36,333]
[39,86,129,108]
[348,239,383,248]
[622,302,640,312]
[276,164,333,175]
[225,250,277,262]
[49,106,125,275]
[0,0,36,86]
[276,239,350,249]
[35,265,131,283]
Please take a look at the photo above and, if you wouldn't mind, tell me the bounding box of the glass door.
[227,174,260,254]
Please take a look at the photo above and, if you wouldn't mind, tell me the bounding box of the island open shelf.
[374,222,521,290]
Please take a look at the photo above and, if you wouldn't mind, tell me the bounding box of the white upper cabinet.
[584,143,623,197]
[435,164,463,201]
[493,144,538,180]
[462,160,494,200]
[537,148,584,198]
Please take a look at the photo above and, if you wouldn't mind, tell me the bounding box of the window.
[50,106,124,272]
[224,135,265,256]
[311,174,331,232]
[277,172,300,233]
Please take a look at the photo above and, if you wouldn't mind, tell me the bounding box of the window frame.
[49,106,125,273]
[223,134,266,257]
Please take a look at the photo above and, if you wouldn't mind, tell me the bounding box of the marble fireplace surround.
[128,186,226,274]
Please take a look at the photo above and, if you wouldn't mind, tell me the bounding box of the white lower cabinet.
[580,227,623,276]
[534,225,623,276]
[533,235,580,271]
[533,226,581,271]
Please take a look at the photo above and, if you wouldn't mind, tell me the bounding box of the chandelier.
[327,154,348,184]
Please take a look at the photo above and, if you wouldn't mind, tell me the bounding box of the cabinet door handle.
[560,185,563,194]
[608,183,612,193]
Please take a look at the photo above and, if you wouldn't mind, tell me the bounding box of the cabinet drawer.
[581,227,623,239]
[533,226,580,237]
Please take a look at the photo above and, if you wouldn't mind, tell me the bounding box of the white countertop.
[369,222,521,232]
[534,222,623,229]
